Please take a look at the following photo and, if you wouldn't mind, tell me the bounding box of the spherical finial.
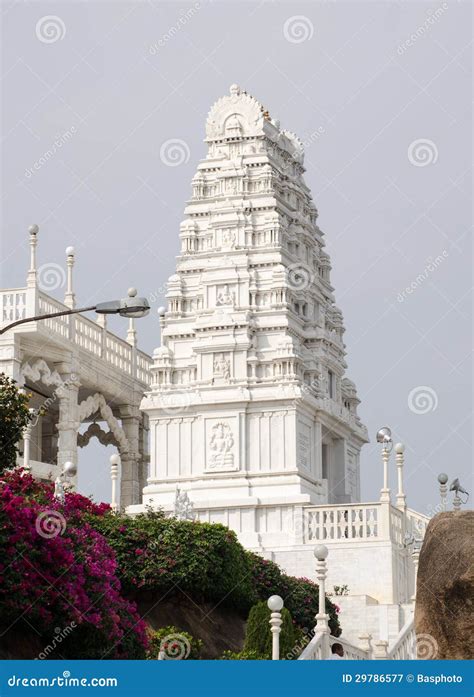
[110,454,120,466]
[229,83,240,96]
[314,544,328,561]
[157,306,166,317]
[267,595,284,612]
[63,461,77,477]
[127,287,137,298]
[395,442,405,454]
[65,246,75,257]
[438,472,448,485]
[28,224,39,236]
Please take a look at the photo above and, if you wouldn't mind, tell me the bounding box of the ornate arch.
[77,422,118,449]
[20,358,64,389]
[78,393,129,453]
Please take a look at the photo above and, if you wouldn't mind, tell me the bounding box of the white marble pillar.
[56,373,80,480]
[119,404,141,508]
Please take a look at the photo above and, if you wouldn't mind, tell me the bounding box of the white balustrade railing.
[298,633,369,660]
[298,632,325,660]
[331,636,370,660]
[1,288,152,385]
[387,616,416,660]
[1,289,27,322]
[406,509,430,538]
[305,503,380,542]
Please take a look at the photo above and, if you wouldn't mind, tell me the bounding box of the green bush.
[243,601,297,660]
[248,552,341,637]
[147,625,202,660]
[90,510,257,613]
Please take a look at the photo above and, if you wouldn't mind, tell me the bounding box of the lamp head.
[450,478,469,496]
[110,454,120,466]
[376,426,392,445]
[313,544,328,561]
[62,461,77,477]
[437,472,448,485]
[395,442,405,454]
[267,595,284,612]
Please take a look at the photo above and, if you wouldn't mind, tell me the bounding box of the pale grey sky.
[1,0,472,513]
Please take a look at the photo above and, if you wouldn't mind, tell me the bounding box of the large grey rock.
[415,511,474,659]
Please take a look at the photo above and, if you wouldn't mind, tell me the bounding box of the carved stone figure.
[209,422,234,469]
[173,487,194,521]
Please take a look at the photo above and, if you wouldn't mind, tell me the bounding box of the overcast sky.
[1,0,472,513]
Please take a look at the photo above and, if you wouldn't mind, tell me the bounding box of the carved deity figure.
[209,423,234,469]
[213,354,230,380]
[216,285,235,306]
[173,487,194,521]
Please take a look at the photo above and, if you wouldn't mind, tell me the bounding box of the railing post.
[411,548,420,601]
[373,640,389,659]
[267,595,284,660]
[358,633,373,658]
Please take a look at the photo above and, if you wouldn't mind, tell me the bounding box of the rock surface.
[415,511,474,659]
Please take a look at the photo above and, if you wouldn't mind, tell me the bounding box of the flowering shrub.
[90,511,257,613]
[0,470,148,659]
[248,552,341,637]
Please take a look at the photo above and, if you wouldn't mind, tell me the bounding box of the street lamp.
[54,460,77,502]
[0,287,150,335]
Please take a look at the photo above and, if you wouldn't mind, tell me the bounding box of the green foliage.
[243,601,297,660]
[248,552,341,637]
[90,510,257,613]
[333,584,349,596]
[147,625,202,660]
[0,374,32,473]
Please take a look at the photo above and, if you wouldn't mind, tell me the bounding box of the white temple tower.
[137,85,368,547]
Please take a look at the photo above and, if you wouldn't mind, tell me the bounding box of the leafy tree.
[0,373,32,473]
[243,601,297,659]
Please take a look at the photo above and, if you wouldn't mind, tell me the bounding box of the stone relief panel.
[216,284,236,307]
[205,419,238,471]
[213,352,231,381]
